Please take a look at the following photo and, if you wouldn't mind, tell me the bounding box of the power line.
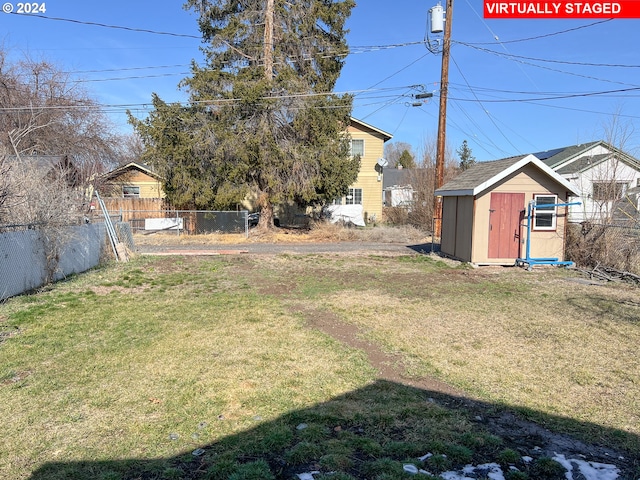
[63,64,192,75]
[450,53,519,152]
[456,42,640,69]
[7,12,202,39]
[459,19,612,45]
[449,86,640,103]
[0,84,427,113]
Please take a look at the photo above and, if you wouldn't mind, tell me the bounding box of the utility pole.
[263,0,275,81]
[433,0,453,239]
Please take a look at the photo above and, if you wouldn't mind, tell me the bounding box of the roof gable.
[102,162,163,181]
[435,154,580,197]
[349,117,392,142]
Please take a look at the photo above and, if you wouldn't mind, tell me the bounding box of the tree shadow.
[565,293,640,325]
[28,380,639,480]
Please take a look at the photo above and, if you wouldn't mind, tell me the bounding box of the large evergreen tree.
[130,0,358,229]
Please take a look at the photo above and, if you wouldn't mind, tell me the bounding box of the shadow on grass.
[28,380,639,480]
[407,242,440,255]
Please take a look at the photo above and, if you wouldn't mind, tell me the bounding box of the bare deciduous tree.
[384,142,415,168]
[0,50,121,184]
[0,151,13,221]
[0,49,122,227]
[566,111,640,273]
[384,136,458,232]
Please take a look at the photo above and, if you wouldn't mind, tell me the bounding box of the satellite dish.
[377,158,388,168]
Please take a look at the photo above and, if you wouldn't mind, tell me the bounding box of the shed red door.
[488,193,524,259]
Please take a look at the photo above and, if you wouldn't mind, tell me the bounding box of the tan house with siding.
[435,154,580,266]
[95,162,167,224]
[101,162,165,199]
[334,118,392,224]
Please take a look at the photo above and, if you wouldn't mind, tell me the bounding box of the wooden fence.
[98,198,169,222]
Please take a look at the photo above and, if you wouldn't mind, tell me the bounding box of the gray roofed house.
[530,140,640,223]
[382,167,418,208]
[7,154,81,188]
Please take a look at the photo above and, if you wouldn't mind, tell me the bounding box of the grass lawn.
[1,252,639,479]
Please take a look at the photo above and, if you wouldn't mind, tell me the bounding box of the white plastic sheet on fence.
[324,205,366,227]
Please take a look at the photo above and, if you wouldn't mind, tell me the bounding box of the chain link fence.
[0,222,106,301]
[94,209,250,237]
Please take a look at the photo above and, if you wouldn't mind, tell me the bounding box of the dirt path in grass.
[290,303,635,475]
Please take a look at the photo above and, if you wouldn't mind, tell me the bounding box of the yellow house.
[101,162,165,199]
[337,118,392,223]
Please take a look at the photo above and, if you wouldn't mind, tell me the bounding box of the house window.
[350,139,364,157]
[592,182,627,201]
[346,188,362,205]
[533,194,557,230]
[122,186,140,198]
[331,197,343,205]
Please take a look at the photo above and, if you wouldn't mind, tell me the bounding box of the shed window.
[123,186,140,198]
[346,188,362,205]
[350,139,364,157]
[533,194,557,230]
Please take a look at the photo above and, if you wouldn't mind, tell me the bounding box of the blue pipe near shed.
[516,200,581,271]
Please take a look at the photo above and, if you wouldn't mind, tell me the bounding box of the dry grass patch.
[320,278,640,444]
[133,221,429,247]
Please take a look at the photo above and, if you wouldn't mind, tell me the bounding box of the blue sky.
[2,1,639,161]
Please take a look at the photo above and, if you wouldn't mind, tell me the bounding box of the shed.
[434,154,581,265]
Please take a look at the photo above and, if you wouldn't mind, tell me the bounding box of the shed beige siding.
[441,196,473,262]
[471,165,570,264]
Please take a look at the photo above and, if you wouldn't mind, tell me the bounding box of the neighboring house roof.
[383,168,413,189]
[435,154,580,197]
[349,117,393,142]
[533,140,640,171]
[102,162,163,181]
[555,153,611,175]
[533,141,601,168]
[7,154,80,187]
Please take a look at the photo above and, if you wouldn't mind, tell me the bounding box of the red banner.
[484,1,640,18]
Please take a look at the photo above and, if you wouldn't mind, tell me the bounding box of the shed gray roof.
[435,156,526,195]
[435,154,580,197]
